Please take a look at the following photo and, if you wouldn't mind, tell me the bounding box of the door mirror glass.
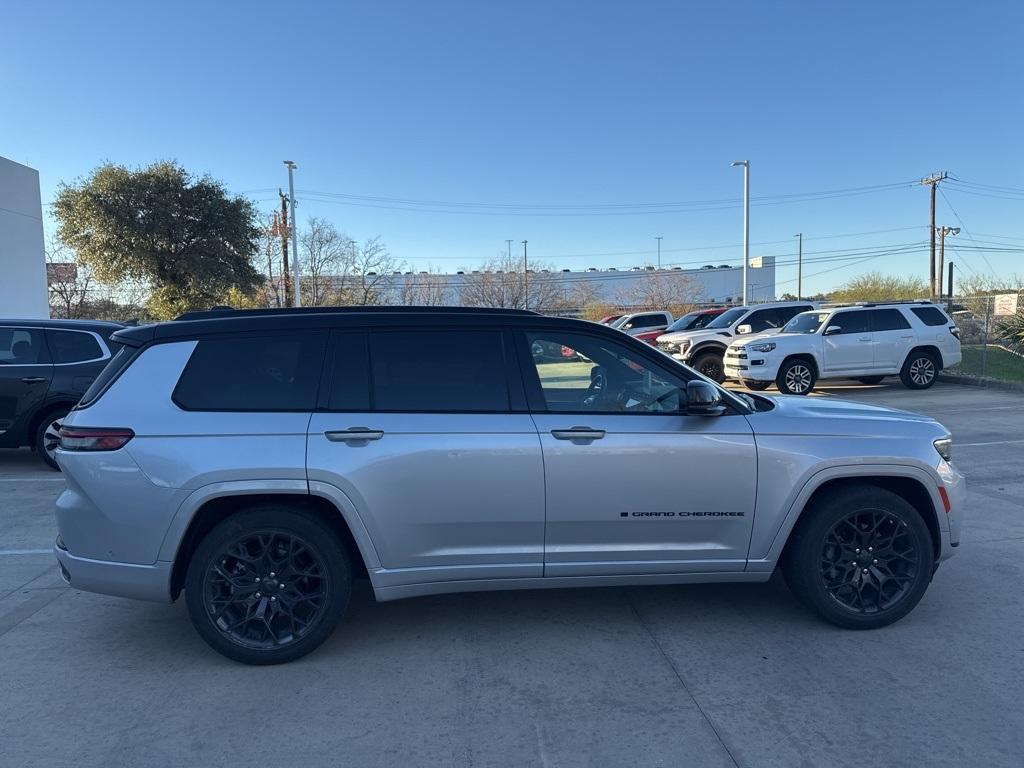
[824,325,842,336]
[736,324,752,335]
[686,380,725,416]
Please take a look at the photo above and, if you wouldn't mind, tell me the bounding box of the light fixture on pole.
[284,161,300,307]
[731,161,750,304]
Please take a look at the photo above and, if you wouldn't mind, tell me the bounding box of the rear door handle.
[20,377,47,384]
[325,428,384,442]
[858,337,872,342]
[551,426,606,441]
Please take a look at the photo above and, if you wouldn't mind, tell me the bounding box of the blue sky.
[3,0,1022,295]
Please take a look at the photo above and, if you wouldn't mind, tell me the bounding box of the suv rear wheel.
[184,505,352,665]
[900,350,939,389]
[776,358,816,395]
[782,486,933,629]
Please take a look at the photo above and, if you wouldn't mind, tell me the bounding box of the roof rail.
[173,305,539,321]
[858,300,935,308]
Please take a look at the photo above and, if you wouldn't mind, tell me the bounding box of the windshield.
[705,307,747,330]
[783,311,830,334]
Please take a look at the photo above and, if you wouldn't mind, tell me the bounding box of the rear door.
[0,327,53,445]
[306,327,545,587]
[869,309,915,372]
[821,310,873,373]
[518,328,757,576]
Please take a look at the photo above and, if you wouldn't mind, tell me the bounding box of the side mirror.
[622,323,633,330]
[686,380,725,416]
[824,325,841,336]
[736,324,752,335]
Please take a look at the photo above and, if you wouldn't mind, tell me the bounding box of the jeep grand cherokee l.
[53,307,964,664]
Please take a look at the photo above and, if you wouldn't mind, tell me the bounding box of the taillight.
[58,427,134,452]
[949,326,960,340]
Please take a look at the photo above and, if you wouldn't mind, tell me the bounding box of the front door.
[821,310,874,374]
[306,328,545,587]
[0,327,53,445]
[518,329,757,577]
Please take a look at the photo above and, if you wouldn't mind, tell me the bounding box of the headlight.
[933,437,952,462]
[678,340,691,354]
[748,342,776,353]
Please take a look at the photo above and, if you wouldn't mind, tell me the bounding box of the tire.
[775,358,816,395]
[782,485,934,630]
[34,410,69,471]
[857,376,885,385]
[743,380,771,391]
[184,505,352,665]
[900,350,939,390]
[690,351,725,383]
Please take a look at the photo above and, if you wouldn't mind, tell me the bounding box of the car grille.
[725,349,747,360]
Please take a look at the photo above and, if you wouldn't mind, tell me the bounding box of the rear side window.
[0,327,48,364]
[778,305,814,323]
[77,346,136,408]
[870,309,912,331]
[326,332,371,411]
[173,333,326,411]
[745,308,781,332]
[369,330,509,411]
[625,314,665,329]
[911,307,950,326]
[47,330,104,363]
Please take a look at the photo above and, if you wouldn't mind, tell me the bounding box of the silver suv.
[54,307,964,664]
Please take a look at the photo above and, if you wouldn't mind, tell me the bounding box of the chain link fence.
[944,293,1024,386]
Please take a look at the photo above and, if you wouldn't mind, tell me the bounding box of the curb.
[938,372,1024,394]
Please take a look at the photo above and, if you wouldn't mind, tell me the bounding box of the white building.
[0,157,48,318]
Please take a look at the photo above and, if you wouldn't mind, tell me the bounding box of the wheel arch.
[167,489,376,601]
[689,341,728,358]
[779,352,819,377]
[902,344,943,371]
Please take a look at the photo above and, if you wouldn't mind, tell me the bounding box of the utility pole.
[731,161,750,303]
[794,232,803,300]
[284,161,301,307]
[936,226,959,300]
[522,240,528,310]
[655,236,663,269]
[921,172,948,299]
[506,239,513,261]
[277,191,292,307]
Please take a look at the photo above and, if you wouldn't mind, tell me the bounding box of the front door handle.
[858,337,872,342]
[325,428,384,442]
[551,426,606,441]
[20,377,47,384]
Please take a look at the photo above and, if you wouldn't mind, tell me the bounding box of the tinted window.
[911,307,950,327]
[326,333,371,411]
[870,309,911,331]
[78,346,136,408]
[706,307,748,329]
[0,327,47,364]
[745,308,781,333]
[626,314,664,329]
[47,330,103,363]
[174,333,326,411]
[369,330,509,411]
[778,305,814,323]
[829,311,870,335]
[526,331,686,413]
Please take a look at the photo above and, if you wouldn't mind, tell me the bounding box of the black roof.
[112,306,585,347]
[0,318,124,333]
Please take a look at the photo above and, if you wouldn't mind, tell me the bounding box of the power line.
[939,186,997,276]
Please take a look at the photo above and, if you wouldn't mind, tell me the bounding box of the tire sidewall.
[901,351,938,389]
[776,359,816,395]
[184,506,352,665]
[691,352,725,383]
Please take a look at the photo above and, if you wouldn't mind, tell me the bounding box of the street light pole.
[655,236,663,269]
[937,226,959,300]
[731,161,750,304]
[522,240,529,310]
[794,232,803,300]
[284,161,300,307]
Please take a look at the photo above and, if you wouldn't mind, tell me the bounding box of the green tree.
[829,272,930,303]
[53,161,262,319]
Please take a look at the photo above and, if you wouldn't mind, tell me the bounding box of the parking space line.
[0,549,51,556]
[0,477,65,483]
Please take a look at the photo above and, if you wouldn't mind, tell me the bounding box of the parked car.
[0,319,123,468]
[53,306,963,665]
[597,314,623,325]
[635,308,727,345]
[655,302,816,381]
[723,302,962,395]
[611,310,673,336]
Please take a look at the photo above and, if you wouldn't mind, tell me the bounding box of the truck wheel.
[185,505,352,665]
[690,352,725,383]
[776,359,816,395]
[743,380,771,391]
[782,485,933,629]
[900,351,938,389]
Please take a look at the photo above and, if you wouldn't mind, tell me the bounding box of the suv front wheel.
[776,358,816,395]
[782,486,933,629]
[690,351,725,383]
[184,505,352,665]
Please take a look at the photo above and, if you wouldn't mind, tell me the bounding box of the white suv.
[724,302,962,395]
[655,302,816,381]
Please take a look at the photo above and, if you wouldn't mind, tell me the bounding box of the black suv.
[0,319,123,468]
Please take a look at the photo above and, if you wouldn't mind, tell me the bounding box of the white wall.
[0,156,49,319]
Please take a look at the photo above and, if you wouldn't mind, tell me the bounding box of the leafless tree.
[256,213,285,308]
[46,235,93,318]
[342,237,401,306]
[399,267,451,306]
[300,216,351,306]
[615,271,702,315]
[459,253,562,311]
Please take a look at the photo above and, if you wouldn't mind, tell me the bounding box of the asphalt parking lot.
[2,381,1022,768]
